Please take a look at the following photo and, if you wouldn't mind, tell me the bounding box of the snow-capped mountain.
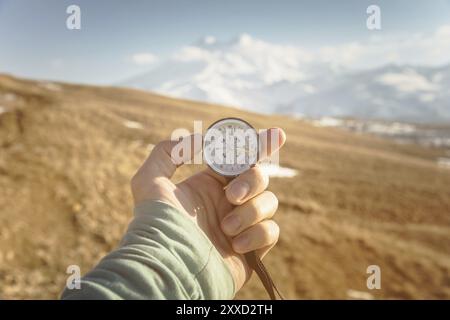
[121,34,450,124]
[279,64,450,123]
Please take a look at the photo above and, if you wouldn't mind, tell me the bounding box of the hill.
[0,74,449,299]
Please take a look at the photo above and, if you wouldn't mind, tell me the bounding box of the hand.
[130,128,286,292]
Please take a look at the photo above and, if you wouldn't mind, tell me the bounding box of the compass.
[203,117,284,300]
[203,118,259,177]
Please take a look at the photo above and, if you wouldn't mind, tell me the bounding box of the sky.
[1,0,450,84]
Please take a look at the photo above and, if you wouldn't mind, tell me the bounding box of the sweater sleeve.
[61,200,235,300]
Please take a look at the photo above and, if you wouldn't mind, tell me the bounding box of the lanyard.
[244,251,285,300]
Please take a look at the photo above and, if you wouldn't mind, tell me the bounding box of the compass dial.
[203,118,258,177]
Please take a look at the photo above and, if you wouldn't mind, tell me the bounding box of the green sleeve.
[61,200,235,300]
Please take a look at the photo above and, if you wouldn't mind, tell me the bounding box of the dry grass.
[0,74,449,299]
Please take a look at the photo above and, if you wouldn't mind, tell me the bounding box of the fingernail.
[222,215,241,235]
[228,182,250,202]
[233,234,250,252]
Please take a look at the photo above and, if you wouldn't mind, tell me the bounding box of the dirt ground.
[0,74,449,299]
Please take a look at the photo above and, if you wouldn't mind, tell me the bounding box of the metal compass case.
[203,117,259,177]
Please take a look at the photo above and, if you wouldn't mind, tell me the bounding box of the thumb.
[139,134,202,180]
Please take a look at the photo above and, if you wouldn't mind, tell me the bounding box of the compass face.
[203,118,258,177]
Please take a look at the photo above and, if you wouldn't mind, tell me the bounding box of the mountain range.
[122,34,450,124]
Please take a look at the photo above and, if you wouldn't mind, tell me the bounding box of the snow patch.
[311,118,416,135]
[424,137,450,148]
[2,93,17,102]
[259,163,298,178]
[39,81,61,91]
[346,289,374,300]
[312,117,344,127]
[437,158,450,169]
[123,120,143,129]
[364,122,416,135]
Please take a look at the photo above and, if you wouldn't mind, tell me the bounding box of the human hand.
[130,128,286,292]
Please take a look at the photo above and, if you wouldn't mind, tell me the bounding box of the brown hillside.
[0,74,449,299]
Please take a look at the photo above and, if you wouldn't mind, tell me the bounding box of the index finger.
[258,127,287,163]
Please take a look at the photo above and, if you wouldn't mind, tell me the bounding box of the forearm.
[61,200,235,300]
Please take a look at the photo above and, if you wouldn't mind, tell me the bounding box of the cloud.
[50,58,64,69]
[168,25,450,83]
[131,53,157,65]
[203,36,216,45]
[317,25,450,69]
